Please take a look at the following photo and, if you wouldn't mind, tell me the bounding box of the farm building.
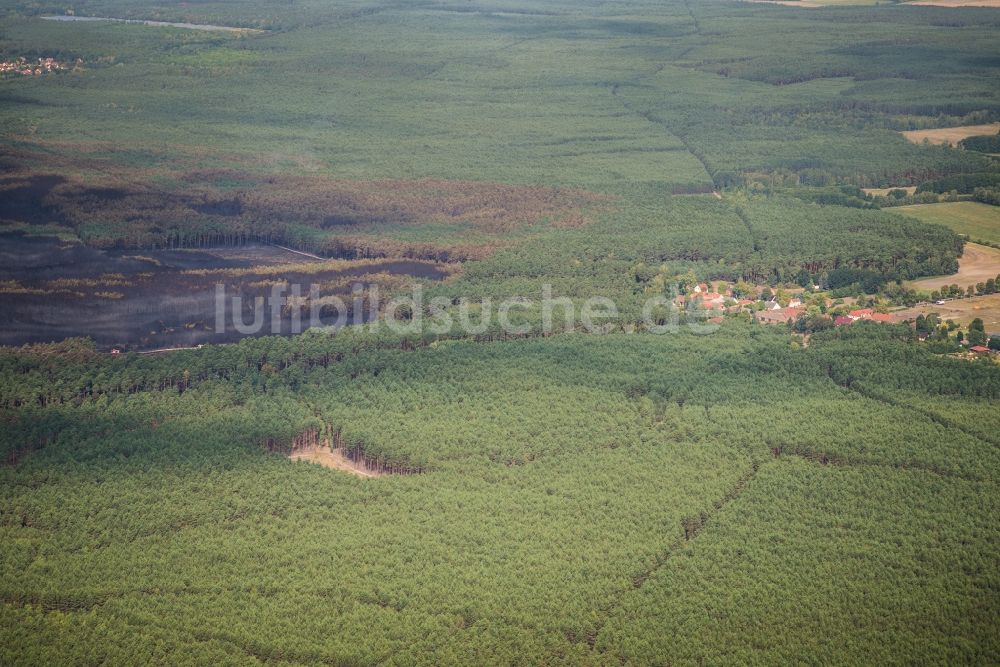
[755,307,803,324]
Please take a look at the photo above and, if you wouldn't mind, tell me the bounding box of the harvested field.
[907,242,1000,291]
[901,123,1000,147]
[893,293,1000,333]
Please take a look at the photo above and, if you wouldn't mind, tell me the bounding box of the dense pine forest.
[2,0,999,664]
[2,325,999,664]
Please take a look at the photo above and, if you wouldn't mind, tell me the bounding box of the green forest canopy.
[2,0,1000,664]
[2,325,999,664]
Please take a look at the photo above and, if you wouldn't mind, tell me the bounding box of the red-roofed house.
[783,307,803,320]
[970,345,990,355]
[848,308,873,321]
[870,313,895,323]
[701,292,725,305]
[834,316,854,327]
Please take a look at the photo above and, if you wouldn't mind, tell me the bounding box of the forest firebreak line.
[608,71,716,191]
[580,437,983,657]
[778,452,983,483]
[606,0,717,191]
[682,0,703,38]
[731,204,760,253]
[582,458,762,654]
[2,583,418,666]
[824,371,1000,451]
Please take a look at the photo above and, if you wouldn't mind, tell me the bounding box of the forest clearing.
[288,445,383,478]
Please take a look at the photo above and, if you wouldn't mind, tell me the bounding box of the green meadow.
[895,201,1000,244]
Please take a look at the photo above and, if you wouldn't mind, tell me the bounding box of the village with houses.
[0,56,74,77]
[676,280,900,326]
[675,280,999,357]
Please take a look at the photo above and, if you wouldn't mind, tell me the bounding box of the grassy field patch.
[895,202,1000,245]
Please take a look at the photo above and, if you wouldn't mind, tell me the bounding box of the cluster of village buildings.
[1,56,71,77]
[674,282,998,356]
[675,282,899,326]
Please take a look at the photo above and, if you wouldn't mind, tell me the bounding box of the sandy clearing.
[863,186,917,196]
[893,293,1000,333]
[289,446,383,477]
[907,243,1000,291]
[901,123,1000,147]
